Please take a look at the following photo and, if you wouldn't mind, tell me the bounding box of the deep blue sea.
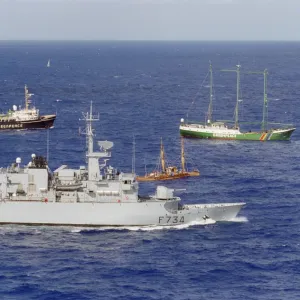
[0,41,300,299]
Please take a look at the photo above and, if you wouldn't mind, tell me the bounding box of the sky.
[0,0,299,41]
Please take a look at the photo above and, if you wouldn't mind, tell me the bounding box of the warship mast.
[80,102,111,182]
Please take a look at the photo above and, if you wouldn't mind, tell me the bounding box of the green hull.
[180,128,295,141]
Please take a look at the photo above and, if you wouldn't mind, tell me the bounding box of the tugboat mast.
[25,85,29,111]
[24,84,35,111]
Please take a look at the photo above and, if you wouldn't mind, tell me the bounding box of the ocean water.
[0,41,300,299]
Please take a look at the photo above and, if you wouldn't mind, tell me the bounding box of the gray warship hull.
[0,201,245,226]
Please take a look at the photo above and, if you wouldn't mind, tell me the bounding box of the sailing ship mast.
[247,68,269,130]
[235,64,241,128]
[181,136,185,173]
[221,64,241,128]
[160,138,166,173]
[207,62,213,124]
[262,69,268,131]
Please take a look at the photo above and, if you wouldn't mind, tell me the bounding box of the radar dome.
[31,153,36,159]
[12,105,18,111]
[180,118,184,123]
[16,157,21,164]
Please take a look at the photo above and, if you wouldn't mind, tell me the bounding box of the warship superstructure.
[0,85,56,131]
[0,104,245,226]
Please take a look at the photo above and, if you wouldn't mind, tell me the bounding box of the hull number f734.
[158,216,184,224]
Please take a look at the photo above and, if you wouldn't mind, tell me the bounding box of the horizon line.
[0,39,300,43]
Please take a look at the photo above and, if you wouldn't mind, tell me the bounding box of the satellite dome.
[180,118,184,123]
[12,105,18,111]
[31,153,36,159]
[16,157,21,164]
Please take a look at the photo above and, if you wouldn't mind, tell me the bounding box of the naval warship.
[0,104,245,226]
[0,85,56,131]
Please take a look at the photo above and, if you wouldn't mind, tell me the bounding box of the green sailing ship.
[179,64,295,141]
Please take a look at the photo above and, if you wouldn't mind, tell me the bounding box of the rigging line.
[185,151,196,168]
[154,154,161,172]
[186,71,209,120]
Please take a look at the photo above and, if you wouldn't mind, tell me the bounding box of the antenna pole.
[46,129,49,163]
[132,135,136,174]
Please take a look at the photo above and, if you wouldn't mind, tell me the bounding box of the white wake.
[229,216,248,222]
[70,219,216,233]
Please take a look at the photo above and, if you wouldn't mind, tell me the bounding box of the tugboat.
[136,137,200,182]
[0,103,245,226]
[0,85,56,131]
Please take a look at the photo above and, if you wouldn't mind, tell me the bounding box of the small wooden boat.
[136,137,200,182]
